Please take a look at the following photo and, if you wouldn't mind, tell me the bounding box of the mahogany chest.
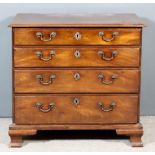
[9,13,144,147]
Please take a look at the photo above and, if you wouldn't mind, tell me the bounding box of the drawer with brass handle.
[14,28,141,45]
[14,95,138,124]
[14,47,140,67]
[14,69,139,93]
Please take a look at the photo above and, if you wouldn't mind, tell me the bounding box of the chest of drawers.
[9,13,144,147]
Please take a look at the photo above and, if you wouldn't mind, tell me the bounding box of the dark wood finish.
[14,94,138,124]
[14,28,141,46]
[14,47,140,67]
[14,69,139,93]
[9,13,144,147]
[9,13,144,27]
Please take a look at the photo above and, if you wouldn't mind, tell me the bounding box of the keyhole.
[74,73,80,80]
[74,50,81,58]
[73,98,80,105]
[74,32,81,40]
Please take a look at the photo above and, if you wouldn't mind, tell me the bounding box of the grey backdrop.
[0,3,155,117]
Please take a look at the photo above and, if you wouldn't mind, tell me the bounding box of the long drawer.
[14,94,138,124]
[14,28,141,45]
[14,69,139,93]
[14,47,140,67]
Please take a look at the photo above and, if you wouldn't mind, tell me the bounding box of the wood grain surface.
[14,94,138,124]
[14,28,141,45]
[9,13,144,27]
[14,47,140,67]
[14,69,139,93]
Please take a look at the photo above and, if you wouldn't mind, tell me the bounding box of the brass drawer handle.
[98,74,118,85]
[36,51,55,61]
[99,32,119,42]
[73,97,80,106]
[98,51,118,61]
[97,102,116,112]
[36,32,56,42]
[74,73,81,81]
[34,102,55,113]
[74,32,81,40]
[36,74,56,85]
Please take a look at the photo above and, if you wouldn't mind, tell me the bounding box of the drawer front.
[14,28,141,45]
[14,47,140,67]
[14,95,138,124]
[14,69,139,93]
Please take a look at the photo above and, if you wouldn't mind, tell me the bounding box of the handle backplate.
[36,32,56,42]
[98,74,118,85]
[98,50,118,61]
[99,31,119,42]
[97,102,116,112]
[36,50,55,61]
[34,102,55,113]
[36,74,56,85]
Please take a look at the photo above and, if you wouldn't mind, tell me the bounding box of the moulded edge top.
[9,13,145,28]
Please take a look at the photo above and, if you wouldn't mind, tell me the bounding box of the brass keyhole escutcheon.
[74,32,81,40]
[74,50,81,58]
[74,73,81,81]
[73,98,80,106]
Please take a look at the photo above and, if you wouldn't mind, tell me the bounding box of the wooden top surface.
[9,13,144,27]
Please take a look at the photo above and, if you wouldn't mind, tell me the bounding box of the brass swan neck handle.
[34,102,55,113]
[97,102,116,112]
[98,74,118,85]
[36,32,56,42]
[99,31,119,42]
[36,51,55,61]
[98,50,118,61]
[36,74,56,85]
